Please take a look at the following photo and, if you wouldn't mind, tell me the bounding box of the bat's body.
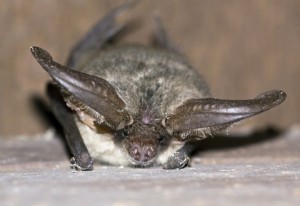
[73,45,210,118]
[72,45,209,167]
[31,3,286,170]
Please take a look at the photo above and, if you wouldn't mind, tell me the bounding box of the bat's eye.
[158,135,164,142]
[122,130,129,137]
[121,125,132,138]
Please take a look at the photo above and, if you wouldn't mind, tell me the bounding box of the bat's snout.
[127,139,157,163]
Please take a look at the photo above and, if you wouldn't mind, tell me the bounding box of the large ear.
[163,90,286,139]
[31,46,132,130]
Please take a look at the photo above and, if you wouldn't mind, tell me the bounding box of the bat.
[31,2,286,171]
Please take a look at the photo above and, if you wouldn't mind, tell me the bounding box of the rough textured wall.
[0,0,299,135]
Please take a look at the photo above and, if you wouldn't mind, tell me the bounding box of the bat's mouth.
[128,157,157,168]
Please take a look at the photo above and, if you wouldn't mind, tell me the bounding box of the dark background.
[0,0,299,136]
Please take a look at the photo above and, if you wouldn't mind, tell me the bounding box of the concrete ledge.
[1,126,300,205]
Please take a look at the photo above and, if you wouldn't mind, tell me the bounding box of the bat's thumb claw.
[70,154,94,171]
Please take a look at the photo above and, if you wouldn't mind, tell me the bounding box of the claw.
[70,155,94,171]
[163,152,189,170]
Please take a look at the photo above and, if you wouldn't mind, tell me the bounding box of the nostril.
[133,146,139,155]
[131,146,140,161]
[143,147,154,162]
[145,149,152,160]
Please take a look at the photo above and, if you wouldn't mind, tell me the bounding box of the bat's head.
[115,122,171,167]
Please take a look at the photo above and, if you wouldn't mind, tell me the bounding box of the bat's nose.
[130,144,156,163]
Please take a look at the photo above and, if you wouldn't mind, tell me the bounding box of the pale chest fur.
[75,117,183,166]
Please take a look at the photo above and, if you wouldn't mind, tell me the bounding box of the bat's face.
[115,122,171,167]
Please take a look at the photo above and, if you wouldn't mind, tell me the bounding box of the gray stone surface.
[1,126,300,206]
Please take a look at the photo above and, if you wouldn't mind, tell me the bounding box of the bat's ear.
[31,46,132,130]
[163,90,286,140]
